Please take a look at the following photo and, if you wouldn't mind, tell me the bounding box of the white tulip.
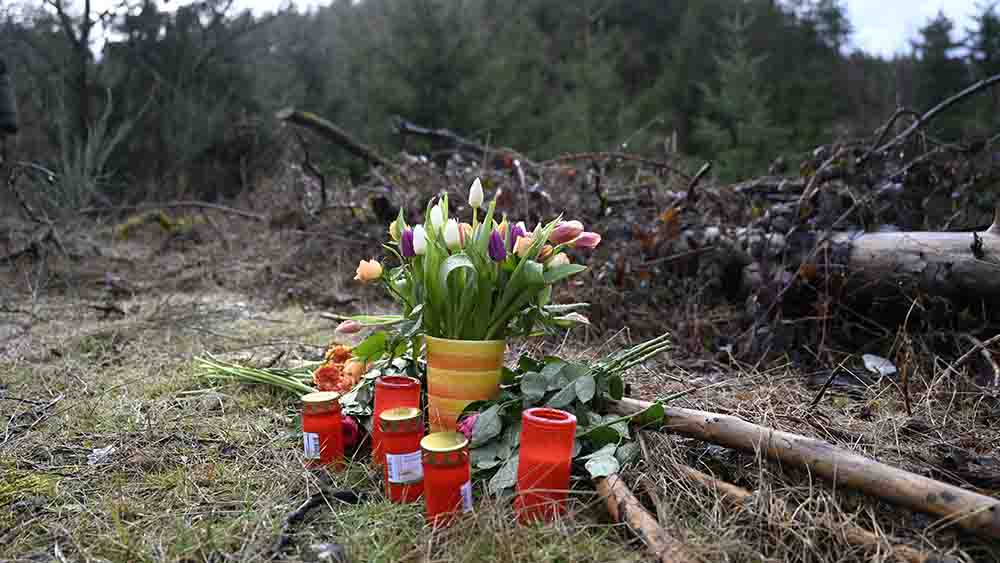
[413,225,427,255]
[444,219,461,250]
[430,204,445,229]
[469,178,484,209]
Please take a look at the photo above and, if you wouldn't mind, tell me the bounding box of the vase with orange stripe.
[425,335,506,432]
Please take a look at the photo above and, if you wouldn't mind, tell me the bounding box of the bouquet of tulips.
[346,178,601,341]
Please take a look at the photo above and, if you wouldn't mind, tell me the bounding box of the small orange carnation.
[324,344,353,364]
[313,363,344,392]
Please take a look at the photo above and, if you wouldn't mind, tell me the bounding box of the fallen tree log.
[607,397,1000,541]
[673,462,953,563]
[594,474,698,563]
[277,108,398,172]
[821,207,1000,300]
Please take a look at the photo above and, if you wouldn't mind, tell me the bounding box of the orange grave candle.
[420,432,473,526]
[373,375,421,466]
[380,407,425,503]
[301,391,344,469]
[514,408,577,523]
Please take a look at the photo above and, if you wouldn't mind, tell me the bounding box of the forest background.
[1,0,997,209]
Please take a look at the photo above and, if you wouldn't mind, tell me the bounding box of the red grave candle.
[373,375,421,466]
[301,391,344,470]
[421,432,473,526]
[514,407,577,524]
[380,407,425,503]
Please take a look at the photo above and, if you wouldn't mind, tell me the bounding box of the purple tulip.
[401,227,415,258]
[509,222,526,251]
[488,230,506,261]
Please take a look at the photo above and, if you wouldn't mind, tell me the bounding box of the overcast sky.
[82,0,979,58]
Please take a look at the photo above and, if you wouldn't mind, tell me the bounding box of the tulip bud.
[488,230,506,262]
[354,259,383,282]
[388,219,402,242]
[343,358,367,379]
[469,178,484,209]
[549,220,584,245]
[545,253,570,269]
[412,225,427,255]
[513,235,534,257]
[509,222,526,251]
[444,219,461,250]
[430,203,445,229]
[537,244,554,262]
[497,219,508,239]
[573,231,602,250]
[401,227,416,258]
[336,320,362,334]
[460,222,473,246]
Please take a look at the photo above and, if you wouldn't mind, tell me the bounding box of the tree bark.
[606,397,1000,541]
[593,474,699,563]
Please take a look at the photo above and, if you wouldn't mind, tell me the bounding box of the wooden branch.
[829,214,1000,300]
[606,397,1000,541]
[593,474,698,563]
[394,117,517,163]
[874,74,1000,156]
[78,201,265,221]
[277,108,397,172]
[674,464,952,563]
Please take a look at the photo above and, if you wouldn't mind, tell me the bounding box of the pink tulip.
[573,232,602,250]
[336,320,362,334]
[458,413,479,440]
[549,220,584,244]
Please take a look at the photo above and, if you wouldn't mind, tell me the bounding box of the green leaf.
[632,402,665,427]
[542,263,587,284]
[470,442,501,469]
[608,374,625,400]
[501,367,517,385]
[615,442,641,466]
[579,443,617,460]
[488,452,519,494]
[585,455,620,478]
[580,425,621,449]
[540,360,566,380]
[471,404,503,447]
[520,372,547,402]
[546,383,577,408]
[517,355,543,374]
[352,332,387,361]
[574,375,596,403]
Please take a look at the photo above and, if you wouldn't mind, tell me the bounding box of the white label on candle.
[460,481,473,512]
[386,451,423,484]
[303,432,320,459]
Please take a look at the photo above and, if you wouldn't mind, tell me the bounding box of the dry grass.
[2,180,999,562]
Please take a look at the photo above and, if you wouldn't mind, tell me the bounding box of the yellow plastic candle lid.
[420,431,469,453]
[301,391,341,406]
[380,406,421,422]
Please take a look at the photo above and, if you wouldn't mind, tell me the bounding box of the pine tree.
[967,3,1000,129]
[912,11,969,136]
[694,13,787,181]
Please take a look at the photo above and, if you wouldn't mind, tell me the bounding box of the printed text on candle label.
[303,432,321,459]
[387,451,423,483]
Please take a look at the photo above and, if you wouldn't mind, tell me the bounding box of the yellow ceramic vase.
[425,335,506,433]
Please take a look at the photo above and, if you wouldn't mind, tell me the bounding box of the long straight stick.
[607,397,1000,540]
